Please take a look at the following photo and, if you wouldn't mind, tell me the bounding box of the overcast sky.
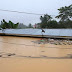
[0,0,72,25]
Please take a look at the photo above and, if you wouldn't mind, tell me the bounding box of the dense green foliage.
[0,4,72,29]
[39,4,72,29]
[39,14,59,28]
[0,19,19,29]
[40,14,52,28]
[56,4,72,21]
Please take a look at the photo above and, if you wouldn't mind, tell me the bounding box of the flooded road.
[0,36,72,72]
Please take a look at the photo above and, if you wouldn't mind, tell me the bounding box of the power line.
[0,9,44,15]
[0,9,57,16]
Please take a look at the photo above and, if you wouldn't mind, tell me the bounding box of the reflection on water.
[0,36,72,72]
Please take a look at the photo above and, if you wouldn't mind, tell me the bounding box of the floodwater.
[0,36,72,72]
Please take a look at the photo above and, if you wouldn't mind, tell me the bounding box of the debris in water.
[32,38,72,45]
[0,55,2,57]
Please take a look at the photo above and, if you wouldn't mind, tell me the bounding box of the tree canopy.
[38,4,72,29]
[0,4,72,29]
[56,4,72,22]
[40,14,52,28]
[0,19,19,29]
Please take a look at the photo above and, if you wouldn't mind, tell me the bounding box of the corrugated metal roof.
[0,29,72,36]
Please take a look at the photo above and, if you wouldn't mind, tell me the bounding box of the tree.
[28,23,33,28]
[58,20,72,28]
[56,4,72,22]
[47,20,59,28]
[40,14,52,28]
[0,19,19,29]
[18,23,27,29]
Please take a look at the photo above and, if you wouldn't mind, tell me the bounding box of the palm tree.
[56,4,72,22]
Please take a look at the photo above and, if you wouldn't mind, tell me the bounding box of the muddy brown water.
[0,36,72,72]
